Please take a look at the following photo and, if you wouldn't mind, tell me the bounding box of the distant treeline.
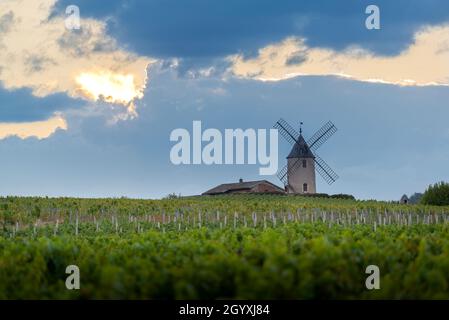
[290,193,355,200]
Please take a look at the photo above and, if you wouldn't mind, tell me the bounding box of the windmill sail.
[277,156,304,186]
[274,118,339,190]
[314,154,339,185]
[276,164,289,186]
[307,121,337,152]
[274,118,299,145]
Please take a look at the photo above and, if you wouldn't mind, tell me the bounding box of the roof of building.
[287,134,315,158]
[202,179,285,195]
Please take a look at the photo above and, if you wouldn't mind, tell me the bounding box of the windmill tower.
[274,119,338,194]
[286,125,316,193]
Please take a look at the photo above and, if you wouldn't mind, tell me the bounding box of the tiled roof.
[287,134,315,158]
[202,180,284,195]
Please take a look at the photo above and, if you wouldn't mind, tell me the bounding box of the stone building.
[202,179,285,195]
[286,134,316,194]
[400,194,409,204]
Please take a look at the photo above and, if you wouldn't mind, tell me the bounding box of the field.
[1,194,449,299]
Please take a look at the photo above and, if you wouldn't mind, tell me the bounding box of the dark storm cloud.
[0,86,84,122]
[54,0,449,60]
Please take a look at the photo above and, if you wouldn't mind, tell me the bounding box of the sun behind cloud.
[75,71,147,117]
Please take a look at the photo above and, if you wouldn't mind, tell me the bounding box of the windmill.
[274,118,338,194]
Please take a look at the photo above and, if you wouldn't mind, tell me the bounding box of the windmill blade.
[314,154,339,185]
[276,164,289,186]
[277,157,303,186]
[273,118,299,146]
[307,121,337,152]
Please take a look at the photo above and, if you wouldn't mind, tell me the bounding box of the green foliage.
[300,193,332,198]
[0,195,448,299]
[330,194,355,200]
[1,225,449,299]
[289,193,355,200]
[164,193,182,199]
[421,182,449,206]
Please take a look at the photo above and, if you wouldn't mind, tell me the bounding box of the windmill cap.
[287,135,315,158]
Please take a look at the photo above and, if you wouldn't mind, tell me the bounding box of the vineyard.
[1,194,449,299]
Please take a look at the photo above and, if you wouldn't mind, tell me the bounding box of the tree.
[408,193,423,204]
[164,192,181,199]
[421,182,449,206]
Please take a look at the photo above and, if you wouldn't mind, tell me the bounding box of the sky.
[0,0,449,200]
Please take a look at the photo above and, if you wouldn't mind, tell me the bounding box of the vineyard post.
[233,212,237,229]
[75,212,79,237]
[54,219,59,236]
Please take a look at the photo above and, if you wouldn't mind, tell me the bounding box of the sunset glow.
[0,115,67,140]
[76,72,145,106]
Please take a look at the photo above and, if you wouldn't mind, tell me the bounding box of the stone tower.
[286,134,316,194]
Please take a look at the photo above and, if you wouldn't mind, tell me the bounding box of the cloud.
[0,0,155,119]
[54,0,449,59]
[228,25,449,86]
[0,86,85,122]
[75,71,145,117]
[0,114,67,140]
